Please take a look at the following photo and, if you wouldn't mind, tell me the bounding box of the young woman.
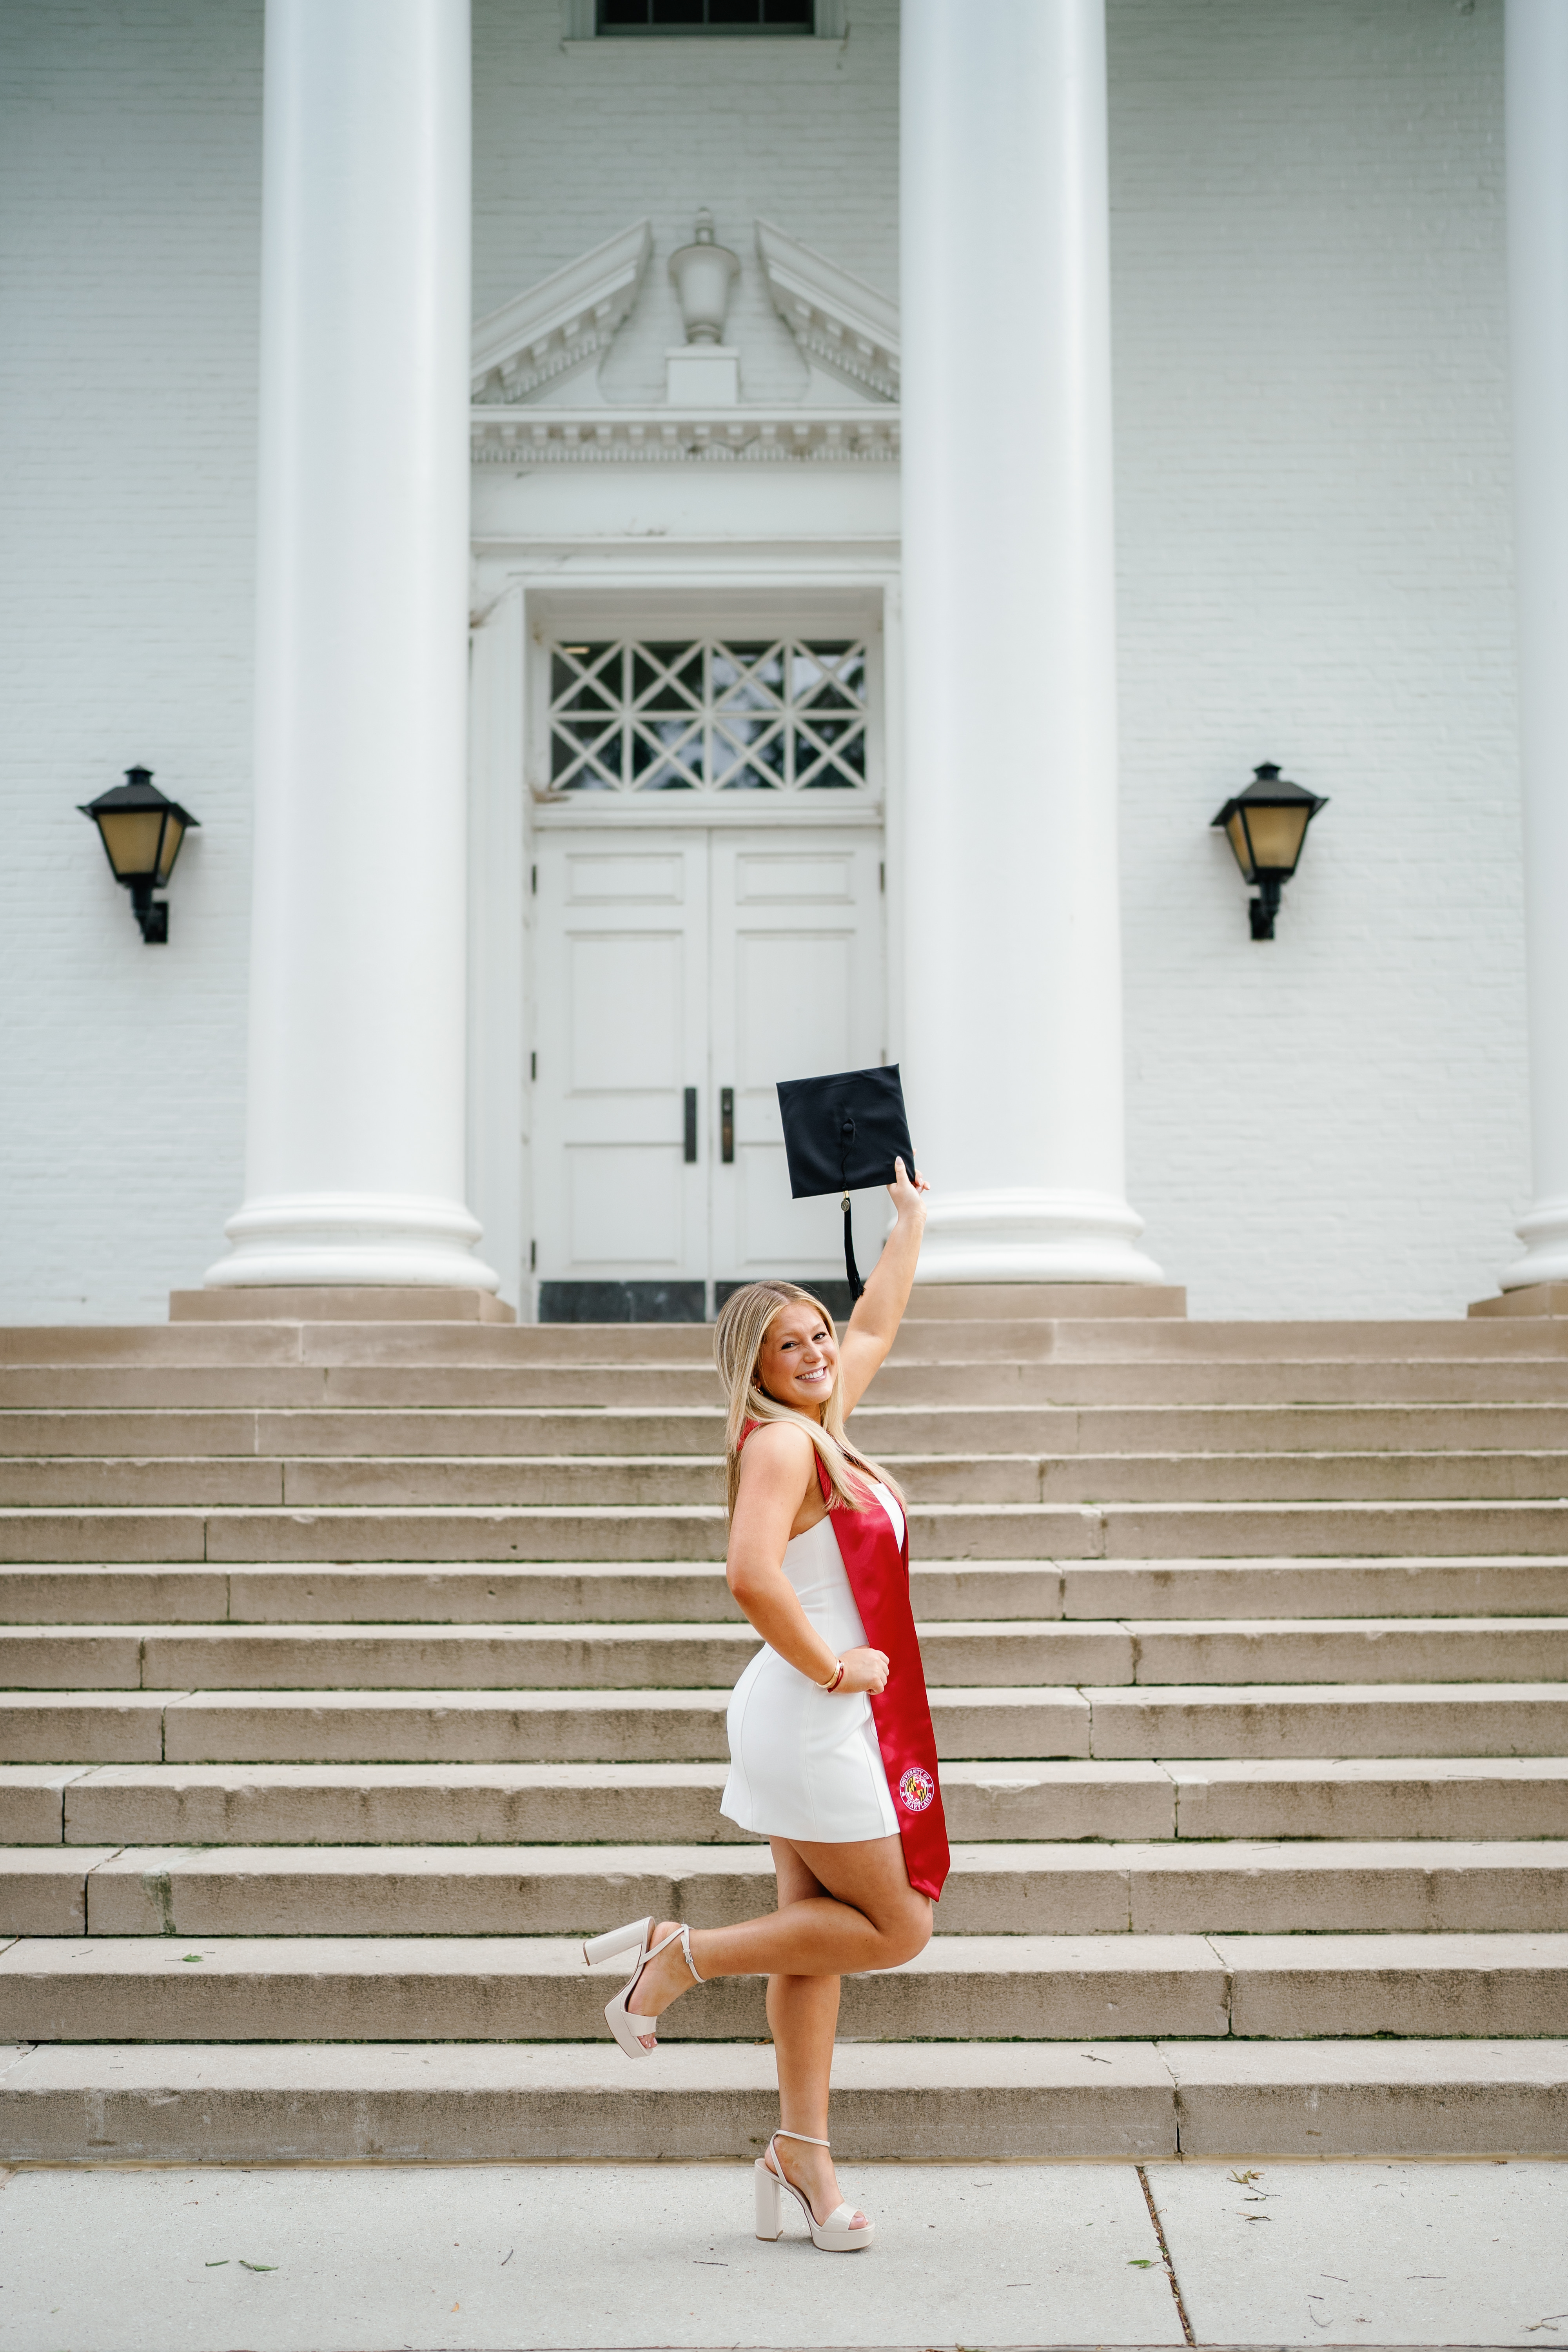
[583,1156,947,2252]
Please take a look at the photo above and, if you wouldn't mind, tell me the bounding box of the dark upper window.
[598,0,811,30]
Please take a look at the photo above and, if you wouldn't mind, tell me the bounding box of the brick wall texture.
[0,0,1525,1321]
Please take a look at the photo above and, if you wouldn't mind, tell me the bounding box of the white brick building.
[0,0,1556,1325]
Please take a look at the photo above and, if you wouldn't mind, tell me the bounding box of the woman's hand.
[833,1645,890,1695]
[886,1153,929,1220]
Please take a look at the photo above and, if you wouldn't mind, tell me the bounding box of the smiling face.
[755,1299,838,1421]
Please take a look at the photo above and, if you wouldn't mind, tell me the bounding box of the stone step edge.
[18,1446,1568,1464]
[9,1836,1568,1927]
[2,2038,1564,2161]
[17,1501,1568,1518]
[8,1929,1563,1962]
[11,1552,1568,1570]
[3,1756,1567,1853]
[7,1755,1568,1787]
[8,1835,1562,1868]
[5,1613,1566,1631]
[6,1680,1568,1700]
[16,1503,1568,1569]
[3,1933,1565,2053]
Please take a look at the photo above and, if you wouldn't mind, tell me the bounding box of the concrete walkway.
[0,2158,1563,2351]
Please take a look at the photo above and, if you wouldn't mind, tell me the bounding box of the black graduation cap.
[776,1063,915,1304]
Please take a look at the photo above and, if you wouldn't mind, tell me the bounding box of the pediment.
[470,216,901,457]
[471,221,653,404]
[755,220,898,403]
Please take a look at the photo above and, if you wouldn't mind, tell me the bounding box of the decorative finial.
[669,209,739,345]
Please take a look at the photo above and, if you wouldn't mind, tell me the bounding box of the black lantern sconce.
[1211,762,1327,941]
[78,767,200,944]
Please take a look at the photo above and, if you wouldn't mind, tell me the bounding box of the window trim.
[543,634,873,799]
[526,594,884,816]
[564,0,846,36]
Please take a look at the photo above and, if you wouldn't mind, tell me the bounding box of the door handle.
[720,1087,734,1164]
[683,1087,698,1164]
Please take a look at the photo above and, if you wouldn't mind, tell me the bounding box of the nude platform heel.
[583,1916,703,2060]
[754,2130,875,2252]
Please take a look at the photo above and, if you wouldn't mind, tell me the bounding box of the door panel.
[532,835,709,1292]
[568,933,684,1090]
[533,826,884,1308]
[709,831,885,1287]
[567,1142,684,1262]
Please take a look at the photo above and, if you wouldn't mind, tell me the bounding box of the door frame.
[466,549,903,1318]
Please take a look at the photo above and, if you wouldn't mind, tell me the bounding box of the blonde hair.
[713,1279,905,1521]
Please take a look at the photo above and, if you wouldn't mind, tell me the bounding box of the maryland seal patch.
[898,1765,936,1814]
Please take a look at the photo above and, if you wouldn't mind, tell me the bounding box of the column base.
[1495,1197,1568,1294]
[1469,1281,1568,1320]
[912,1189,1163,1286]
[203,1193,500,1294]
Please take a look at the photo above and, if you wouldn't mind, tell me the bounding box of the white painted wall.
[472,0,900,407]
[1110,0,1523,1318]
[0,0,261,1323]
[0,0,1524,1321]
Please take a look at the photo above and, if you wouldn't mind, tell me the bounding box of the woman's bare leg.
[628,1831,930,2020]
[764,1838,860,2229]
[626,1829,931,2230]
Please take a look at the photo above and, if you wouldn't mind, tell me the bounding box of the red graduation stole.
[739,1420,949,1902]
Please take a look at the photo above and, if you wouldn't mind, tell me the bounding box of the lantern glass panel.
[95,809,165,880]
[155,814,185,884]
[1242,802,1312,875]
[1224,809,1254,880]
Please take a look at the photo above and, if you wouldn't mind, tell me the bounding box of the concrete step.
[1119,1617,1568,1685]
[2,1616,1563,1691]
[1165,1757,1568,1840]
[5,1682,1568,1764]
[1080,1683,1568,1759]
[4,1555,1563,1626]
[900,1285,1192,1320]
[0,1759,1173,1845]
[1059,1557,1568,1619]
[3,2036,1563,2161]
[887,1320,1568,1363]
[0,1931,1230,2043]
[0,1686,1090,1763]
[875,1358,1568,1406]
[4,1316,1567,1371]
[0,1325,720,1368]
[1,1930,1563,2043]
[10,1448,1568,1509]
[12,1759,1568,1844]
[11,1401,1568,1459]
[13,1499,1568,1563]
[12,1358,1568,1411]
[7,1755,1568,1847]
[8,1838,1559,1940]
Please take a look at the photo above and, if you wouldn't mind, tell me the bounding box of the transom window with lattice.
[546,639,869,794]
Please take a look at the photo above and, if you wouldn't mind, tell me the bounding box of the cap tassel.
[837,1109,864,1304]
[841,1190,864,1304]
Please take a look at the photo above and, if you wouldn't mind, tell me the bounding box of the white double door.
[532,825,886,1303]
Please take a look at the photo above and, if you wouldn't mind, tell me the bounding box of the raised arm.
[726,1421,888,1695]
[837,1154,929,1417]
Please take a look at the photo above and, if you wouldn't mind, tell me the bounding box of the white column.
[206,0,495,1292]
[1500,0,1568,1292]
[898,0,1160,1285]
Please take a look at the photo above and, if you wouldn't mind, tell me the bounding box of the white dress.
[720,1481,906,1844]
